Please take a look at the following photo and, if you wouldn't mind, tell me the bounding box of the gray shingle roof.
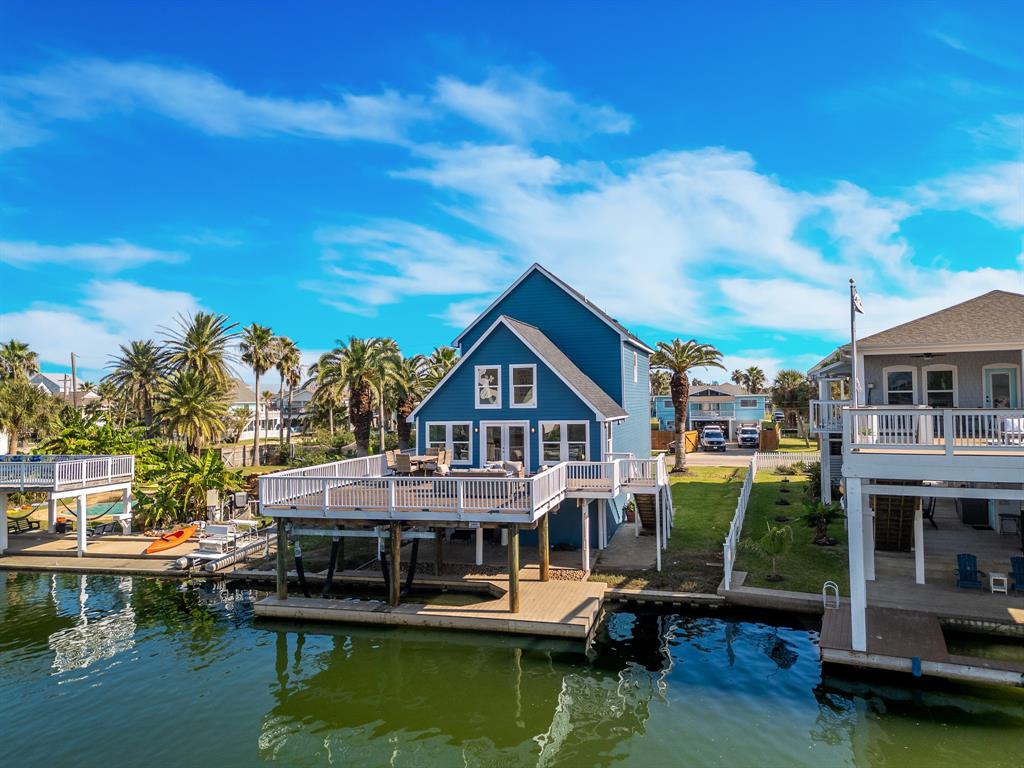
[857,290,1024,349]
[690,383,749,397]
[503,316,628,420]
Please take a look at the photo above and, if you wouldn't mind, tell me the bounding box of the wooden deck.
[254,570,606,640]
[820,605,1024,686]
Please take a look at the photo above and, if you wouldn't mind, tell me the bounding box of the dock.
[820,605,1024,686]
[254,569,606,640]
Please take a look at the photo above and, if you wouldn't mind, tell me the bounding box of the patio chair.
[424,449,449,473]
[1011,556,1024,593]
[395,453,414,475]
[384,449,397,475]
[433,463,451,477]
[425,447,440,457]
[922,497,938,530]
[954,553,984,589]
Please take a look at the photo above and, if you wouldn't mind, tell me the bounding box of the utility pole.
[70,352,80,410]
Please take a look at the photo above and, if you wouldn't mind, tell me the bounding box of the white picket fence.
[754,450,819,471]
[722,454,757,591]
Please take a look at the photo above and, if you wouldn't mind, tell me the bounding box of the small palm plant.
[743,522,793,582]
[802,499,843,546]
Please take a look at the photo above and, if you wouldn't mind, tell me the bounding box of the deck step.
[634,493,657,529]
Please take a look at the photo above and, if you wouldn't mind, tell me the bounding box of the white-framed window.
[474,365,501,409]
[738,398,758,409]
[425,422,472,464]
[539,421,589,463]
[509,364,537,408]
[632,351,638,383]
[882,365,917,405]
[922,365,958,408]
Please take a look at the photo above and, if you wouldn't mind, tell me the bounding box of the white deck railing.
[259,453,668,522]
[810,399,850,433]
[845,407,1024,454]
[722,453,757,591]
[0,455,135,491]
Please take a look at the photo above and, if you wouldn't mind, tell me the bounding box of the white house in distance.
[31,372,102,406]
[809,290,1024,656]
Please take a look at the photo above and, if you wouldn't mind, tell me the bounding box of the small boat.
[145,525,198,554]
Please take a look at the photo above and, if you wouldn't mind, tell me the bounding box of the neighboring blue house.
[410,264,653,547]
[651,384,769,439]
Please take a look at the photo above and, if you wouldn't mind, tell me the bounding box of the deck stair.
[872,494,917,552]
[634,493,657,531]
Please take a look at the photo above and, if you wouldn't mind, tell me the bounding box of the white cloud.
[916,161,1024,228]
[1,58,431,148]
[0,280,201,372]
[692,353,784,385]
[434,71,632,143]
[0,239,185,271]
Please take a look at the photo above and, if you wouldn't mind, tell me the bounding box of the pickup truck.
[736,426,760,448]
[700,427,727,452]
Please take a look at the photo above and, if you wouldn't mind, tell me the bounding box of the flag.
[852,287,864,314]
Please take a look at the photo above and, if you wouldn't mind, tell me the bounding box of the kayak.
[145,525,198,554]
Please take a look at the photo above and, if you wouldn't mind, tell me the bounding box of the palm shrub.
[742,522,793,581]
[240,323,277,466]
[0,377,56,451]
[155,370,229,453]
[801,499,843,546]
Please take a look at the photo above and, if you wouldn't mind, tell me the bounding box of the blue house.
[410,264,653,547]
[651,384,769,438]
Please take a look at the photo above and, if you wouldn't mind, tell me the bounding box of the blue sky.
[1,1,1022,386]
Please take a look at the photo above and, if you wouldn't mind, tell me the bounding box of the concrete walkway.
[595,523,657,570]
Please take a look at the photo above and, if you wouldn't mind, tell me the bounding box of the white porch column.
[581,502,591,575]
[76,493,88,556]
[634,495,640,537]
[846,478,868,652]
[0,492,8,555]
[121,487,133,534]
[863,495,875,582]
[475,527,484,566]
[820,444,832,505]
[654,492,662,572]
[914,504,925,585]
[47,496,58,533]
[597,499,607,550]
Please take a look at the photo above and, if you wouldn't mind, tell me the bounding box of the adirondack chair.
[954,553,984,589]
[1010,556,1024,593]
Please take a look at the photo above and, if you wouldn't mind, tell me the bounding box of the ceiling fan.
[910,352,946,359]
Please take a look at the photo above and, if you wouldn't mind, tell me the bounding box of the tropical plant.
[239,323,277,466]
[743,366,766,393]
[105,340,163,426]
[801,499,843,546]
[155,370,228,453]
[0,339,40,380]
[423,346,458,388]
[391,354,427,450]
[274,337,301,447]
[770,369,816,420]
[743,522,793,581]
[650,339,725,472]
[0,377,55,451]
[650,369,671,396]
[369,338,401,452]
[730,369,745,386]
[224,406,253,443]
[281,349,304,447]
[161,311,239,389]
[306,363,345,436]
[163,446,242,519]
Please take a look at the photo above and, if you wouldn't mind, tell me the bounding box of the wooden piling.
[434,528,444,576]
[389,522,401,607]
[276,519,288,600]
[538,514,550,582]
[508,524,520,613]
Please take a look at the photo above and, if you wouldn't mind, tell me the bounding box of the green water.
[2,573,1023,767]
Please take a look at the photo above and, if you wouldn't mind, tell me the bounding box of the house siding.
[863,350,1022,407]
[415,323,600,470]
[615,344,651,458]
[456,269,625,403]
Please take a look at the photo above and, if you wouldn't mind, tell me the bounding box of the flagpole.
[849,278,859,407]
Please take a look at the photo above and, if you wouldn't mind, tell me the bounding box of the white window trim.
[474,365,502,409]
[508,363,537,409]
[424,421,473,465]
[538,420,591,464]
[922,364,959,407]
[982,363,1022,408]
[632,351,639,384]
[479,420,531,467]
[737,398,758,409]
[882,365,918,405]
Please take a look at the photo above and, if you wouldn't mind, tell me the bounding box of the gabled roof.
[228,379,257,404]
[410,315,628,422]
[857,290,1024,350]
[452,263,654,354]
[690,383,749,398]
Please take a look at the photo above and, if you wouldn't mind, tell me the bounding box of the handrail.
[722,453,757,591]
[0,455,135,491]
[844,406,1024,454]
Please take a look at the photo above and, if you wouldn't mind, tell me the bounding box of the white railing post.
[944,409,955,458]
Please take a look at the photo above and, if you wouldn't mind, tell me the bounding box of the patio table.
[990,571,1009,594]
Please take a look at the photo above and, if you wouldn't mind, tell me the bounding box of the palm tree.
[744,366,767,393]
[105,340,164,427]
[370,338,401,452]
[0,377,54,451]
[0,339,40,380]
[424,346,458,389]
[274,337,300,448]
[391,354,427,450]
[311,337,395,456]
[650,370,671,396]
[306,358,345,436]
[155,370,228,453]
[162,311,239,389]
[730,369,746,387]
[239,324,277,466]
[650,339,725,472]
[281,351,304,448]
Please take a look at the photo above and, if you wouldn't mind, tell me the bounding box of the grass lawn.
[591,465,744,593]
[775,436,817,453]
[734,471,849,595]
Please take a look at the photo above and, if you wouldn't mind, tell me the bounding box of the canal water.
[2,572,1022,767]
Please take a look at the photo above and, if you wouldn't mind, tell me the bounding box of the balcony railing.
[810,399,852,433]
[844,407,1024,455]
[0,455,135,491]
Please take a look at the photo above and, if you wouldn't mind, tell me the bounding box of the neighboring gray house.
[30,372,101,405]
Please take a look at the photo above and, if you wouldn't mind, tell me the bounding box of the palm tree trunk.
[286,386,294,446]
[328,406,335,436]
[671,372,690,472]
[253,372,261,467]
[278,381,285,448]
[378,386,386,455]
